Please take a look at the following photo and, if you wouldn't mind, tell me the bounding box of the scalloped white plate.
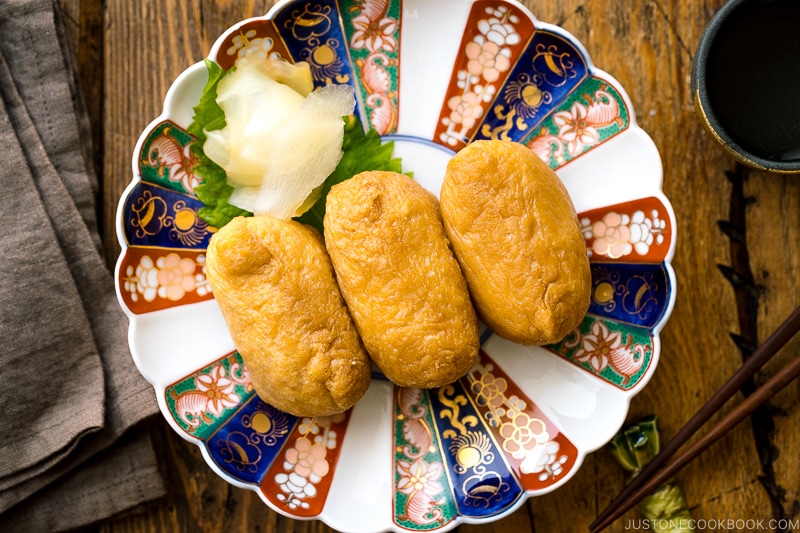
[115,1,676,531]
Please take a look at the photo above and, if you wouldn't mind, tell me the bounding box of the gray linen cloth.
[0,0,165,529]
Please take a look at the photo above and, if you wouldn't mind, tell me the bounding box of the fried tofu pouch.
[440,140,591,345]
[324,171,479,388]
[205,216,371,417]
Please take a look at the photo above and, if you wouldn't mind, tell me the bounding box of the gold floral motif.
[466,364,568,479]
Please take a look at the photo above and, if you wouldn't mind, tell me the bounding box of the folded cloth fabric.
[0,0,165,530]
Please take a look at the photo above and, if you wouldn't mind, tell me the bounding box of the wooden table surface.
[59,0,800,531]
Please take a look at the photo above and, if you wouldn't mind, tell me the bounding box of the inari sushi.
[206,215,371,416]
[324,171,479,388]
[440,140,591,345]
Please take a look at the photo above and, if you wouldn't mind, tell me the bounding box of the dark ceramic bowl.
[692,0,800,173]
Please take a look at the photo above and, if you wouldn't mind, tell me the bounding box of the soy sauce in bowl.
[693,0,800,172]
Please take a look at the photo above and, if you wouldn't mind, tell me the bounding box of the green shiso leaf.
[187,60,407,233]
[190,59,250,229]
[188,59,227,140]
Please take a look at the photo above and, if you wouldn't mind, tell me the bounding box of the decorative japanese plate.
[115,0,676,531]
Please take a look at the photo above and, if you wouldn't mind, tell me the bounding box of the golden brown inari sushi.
[324,171,479,388]
[440,140,591,345]
[205,216,371,416]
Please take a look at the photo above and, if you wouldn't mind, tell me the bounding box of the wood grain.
[58,0,800,531]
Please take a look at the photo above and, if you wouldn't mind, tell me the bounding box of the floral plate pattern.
[115,1,677,531]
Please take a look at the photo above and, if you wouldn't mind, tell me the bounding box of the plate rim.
[115,1,677,530]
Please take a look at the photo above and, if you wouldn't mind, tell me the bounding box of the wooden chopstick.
[591,349,800,532]
[589,304,800,532]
